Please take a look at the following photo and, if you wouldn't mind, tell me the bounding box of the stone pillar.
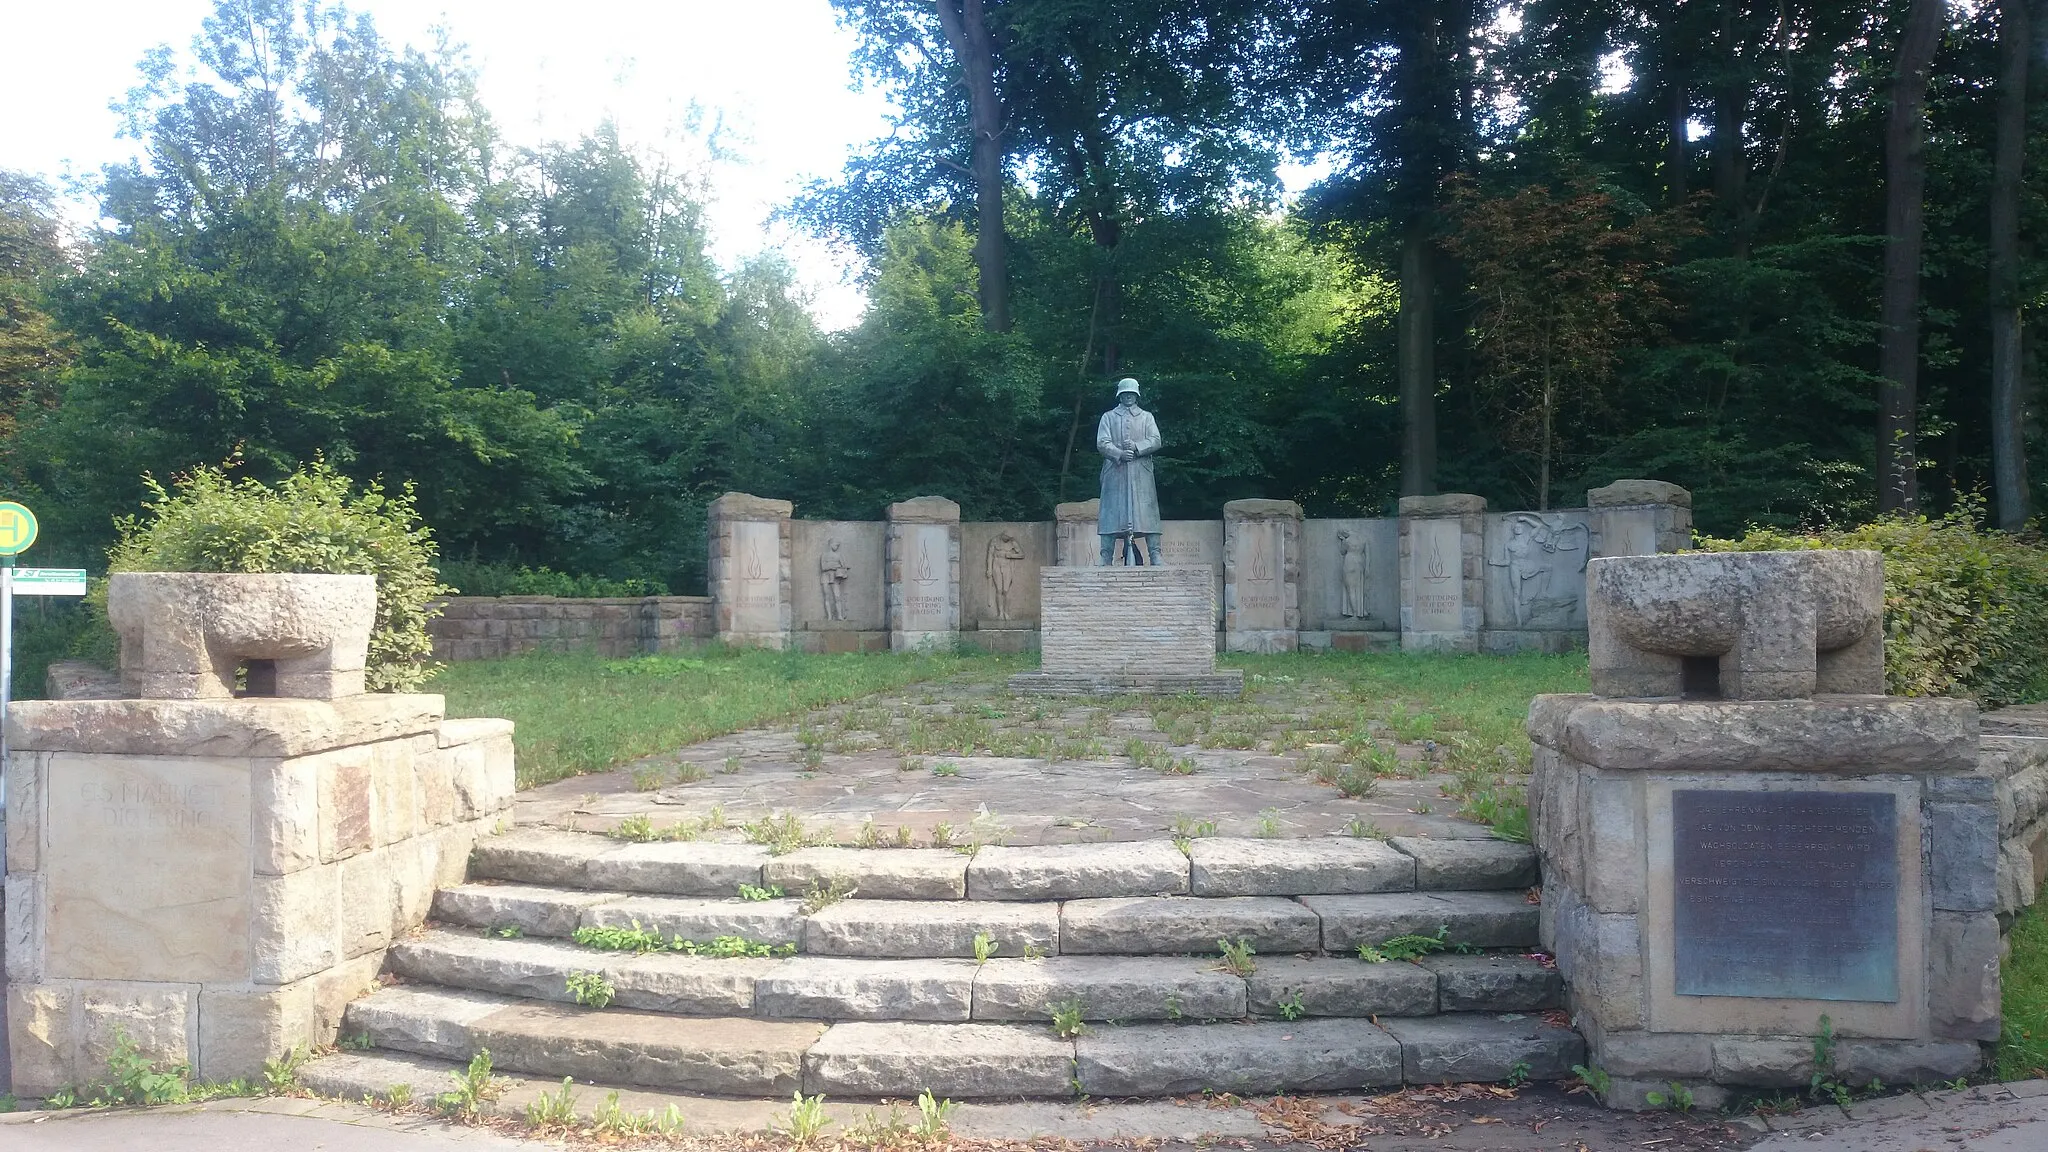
[1399,494,1486,653]
[1053,500,1100,567]
[4,574,515,1095]
[1530,550,1993,1111]
[708,492,793,649]
[1222,499,1302,653]
[1588,479,1692,558]
[886,496,961,651]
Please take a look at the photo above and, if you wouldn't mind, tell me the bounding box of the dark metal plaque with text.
[1672,790,1898,1002]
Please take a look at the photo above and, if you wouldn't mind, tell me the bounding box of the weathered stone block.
[341,985,504,1062]
[608,952,770,1016]
[1929,910,2001,1041]
[106,572,375,700]
[803,1022,1073,1098]
[1590,1029,1713,1078]
[1059,896,1319,955]
[371,735,426,847]
[81,981,190,1073]
[310,950,384,1043]
[1076,1019,1401,1095]
[1388,837,1537,890]
[1835,1039,1983,1086]
[586,841,771,895]
[1580,773,1643,914]
[974,956,1246,1022]
[313,746,375,862]
[1709,1038,1814,1088]
[804,900,1058,959]
[1187,838,1413,896]
[198,981,315,1081]
[5,752,41,874]
[1530,696,1980,774]
[1245,957,1436,1018]
[969,842,1189,900]
[582,896,803,948]
[1380,1014,1585,1083]
[468,828,621,886]
[254,754,320,875]
[1419,954,1560,1012]
[431,883,622,938]
[1928,800,1998,912]
[336,848,397,959]
[755,958,977,1022]
[1301,891,1539,952]
[4,873,43,982]
[6,982,76,1095]
[253,865,340,984]
[764,847,967,900]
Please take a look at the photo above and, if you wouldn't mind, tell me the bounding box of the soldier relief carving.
[1490,513,1590,628]
[985,530,1024,620]
[818,537,851,621]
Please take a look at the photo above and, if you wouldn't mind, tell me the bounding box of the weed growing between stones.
[1343,816,1388,839]
[526,1077,578,1129]
[436,1050,506,1118]
[1569,1063,1613,1098]
[1376,925,1453,961]
[1255,808,1285,837]
[1279,992,1306,1020]
[1050,997,1088,1038]
[781,1091,834,1145]
[973,932,999,963]
[566,970,616,1008]
[745,811,817,854]
[1217,937,1257,976]
[738,883,785,901]
[609,813,659,842]
[914,1090,958,1140]
[1642,1081,1694,1111]
[571,921,796,958]
[801,876,859,913]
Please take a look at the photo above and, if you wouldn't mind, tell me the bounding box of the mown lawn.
[2001,887,2048,1080]
[1226,648,1589,752]
[434,647,1025,789]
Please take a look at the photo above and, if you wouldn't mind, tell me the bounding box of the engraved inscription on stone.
[901,523,950,631]
[1234,521,1285,629]
[731,520,780,632]
[1409,518,1463,631]
[47,754,253,981]
[1672,789,1898,1002]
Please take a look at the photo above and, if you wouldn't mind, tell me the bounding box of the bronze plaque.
[1672,790,1898,1002]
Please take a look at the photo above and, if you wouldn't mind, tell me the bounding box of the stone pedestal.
[1589,480,1692,558]
[1530,552,1993,1110]
[708,492,794,649]
[886,497,961,652]
[1009,567,1242,697]
[1399,494,1486,653]
[1222,500,1302,653]
[3,695,515,1095]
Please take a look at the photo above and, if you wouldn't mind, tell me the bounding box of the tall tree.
[1876,0,1947,513]
[1989,0,2038,529]
[932,0,1010,332]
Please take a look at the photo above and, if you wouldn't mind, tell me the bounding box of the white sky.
[0,0,896,328]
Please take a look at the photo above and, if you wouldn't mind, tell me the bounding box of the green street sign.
[12,568,86,596]
[0,502,35,556]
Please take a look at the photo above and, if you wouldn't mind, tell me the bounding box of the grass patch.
[1999,884,2048,1079]
[435,647,1022,789]
[1222,649,1588,752]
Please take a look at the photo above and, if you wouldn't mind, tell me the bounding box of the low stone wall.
[428,596,713,661]
[1978,707,2048,921]
[3,694,516,1093]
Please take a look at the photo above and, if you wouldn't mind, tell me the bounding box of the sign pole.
[2,555,12,812]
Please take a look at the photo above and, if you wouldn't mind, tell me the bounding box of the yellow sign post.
[0,501,35,557]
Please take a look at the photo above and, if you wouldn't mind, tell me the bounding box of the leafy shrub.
[437,559,667,598]
[107,462,449,692]
[10,592,119,700]
[1697,503,2048,706]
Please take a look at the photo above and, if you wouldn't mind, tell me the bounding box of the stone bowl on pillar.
[106,572,376,700]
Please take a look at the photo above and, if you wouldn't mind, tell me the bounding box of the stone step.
[1059,896,1321,954]
[342,985,1579,1097]
[804,898,1064,958]
[468,827,1538,903]
[1299,890,1541,952]
[342,984,824,1095]
[387,928,1559,1022]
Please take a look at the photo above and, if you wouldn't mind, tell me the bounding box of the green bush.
[1697,503,2048,706]
[107,462,450,692]
[9,592,119,701]
[437,560,668,599]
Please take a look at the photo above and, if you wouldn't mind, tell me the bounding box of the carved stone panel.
[961,522,1053,627]
[1406,518,1465,633]
[1483,510,1593,631]
[1231,518,1288,631]
[899,524,953,633]
[1302,519,1399,631]
[47,753,253,981]
[1157,521,1223,627]
[729,520,783,634]
[792,521,885,631]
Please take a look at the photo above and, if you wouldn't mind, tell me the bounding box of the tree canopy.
[2,0,2043,591]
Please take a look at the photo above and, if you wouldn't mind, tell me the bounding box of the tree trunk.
[1667,71,1690,205]
[1399,221,1438,497]
[1990,0,2036,530]
[1877,0,1945,514]
[934,0,1009,332]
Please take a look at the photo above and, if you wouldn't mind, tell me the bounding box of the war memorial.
[0,377,2039,1123]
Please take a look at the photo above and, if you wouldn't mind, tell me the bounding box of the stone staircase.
[322,828,1582,1101]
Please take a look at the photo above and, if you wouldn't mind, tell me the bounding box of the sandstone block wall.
[1974,724,2048,920]
[428,596,713,662]
[3,695,516,1094]
[1039,567,1216,677]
